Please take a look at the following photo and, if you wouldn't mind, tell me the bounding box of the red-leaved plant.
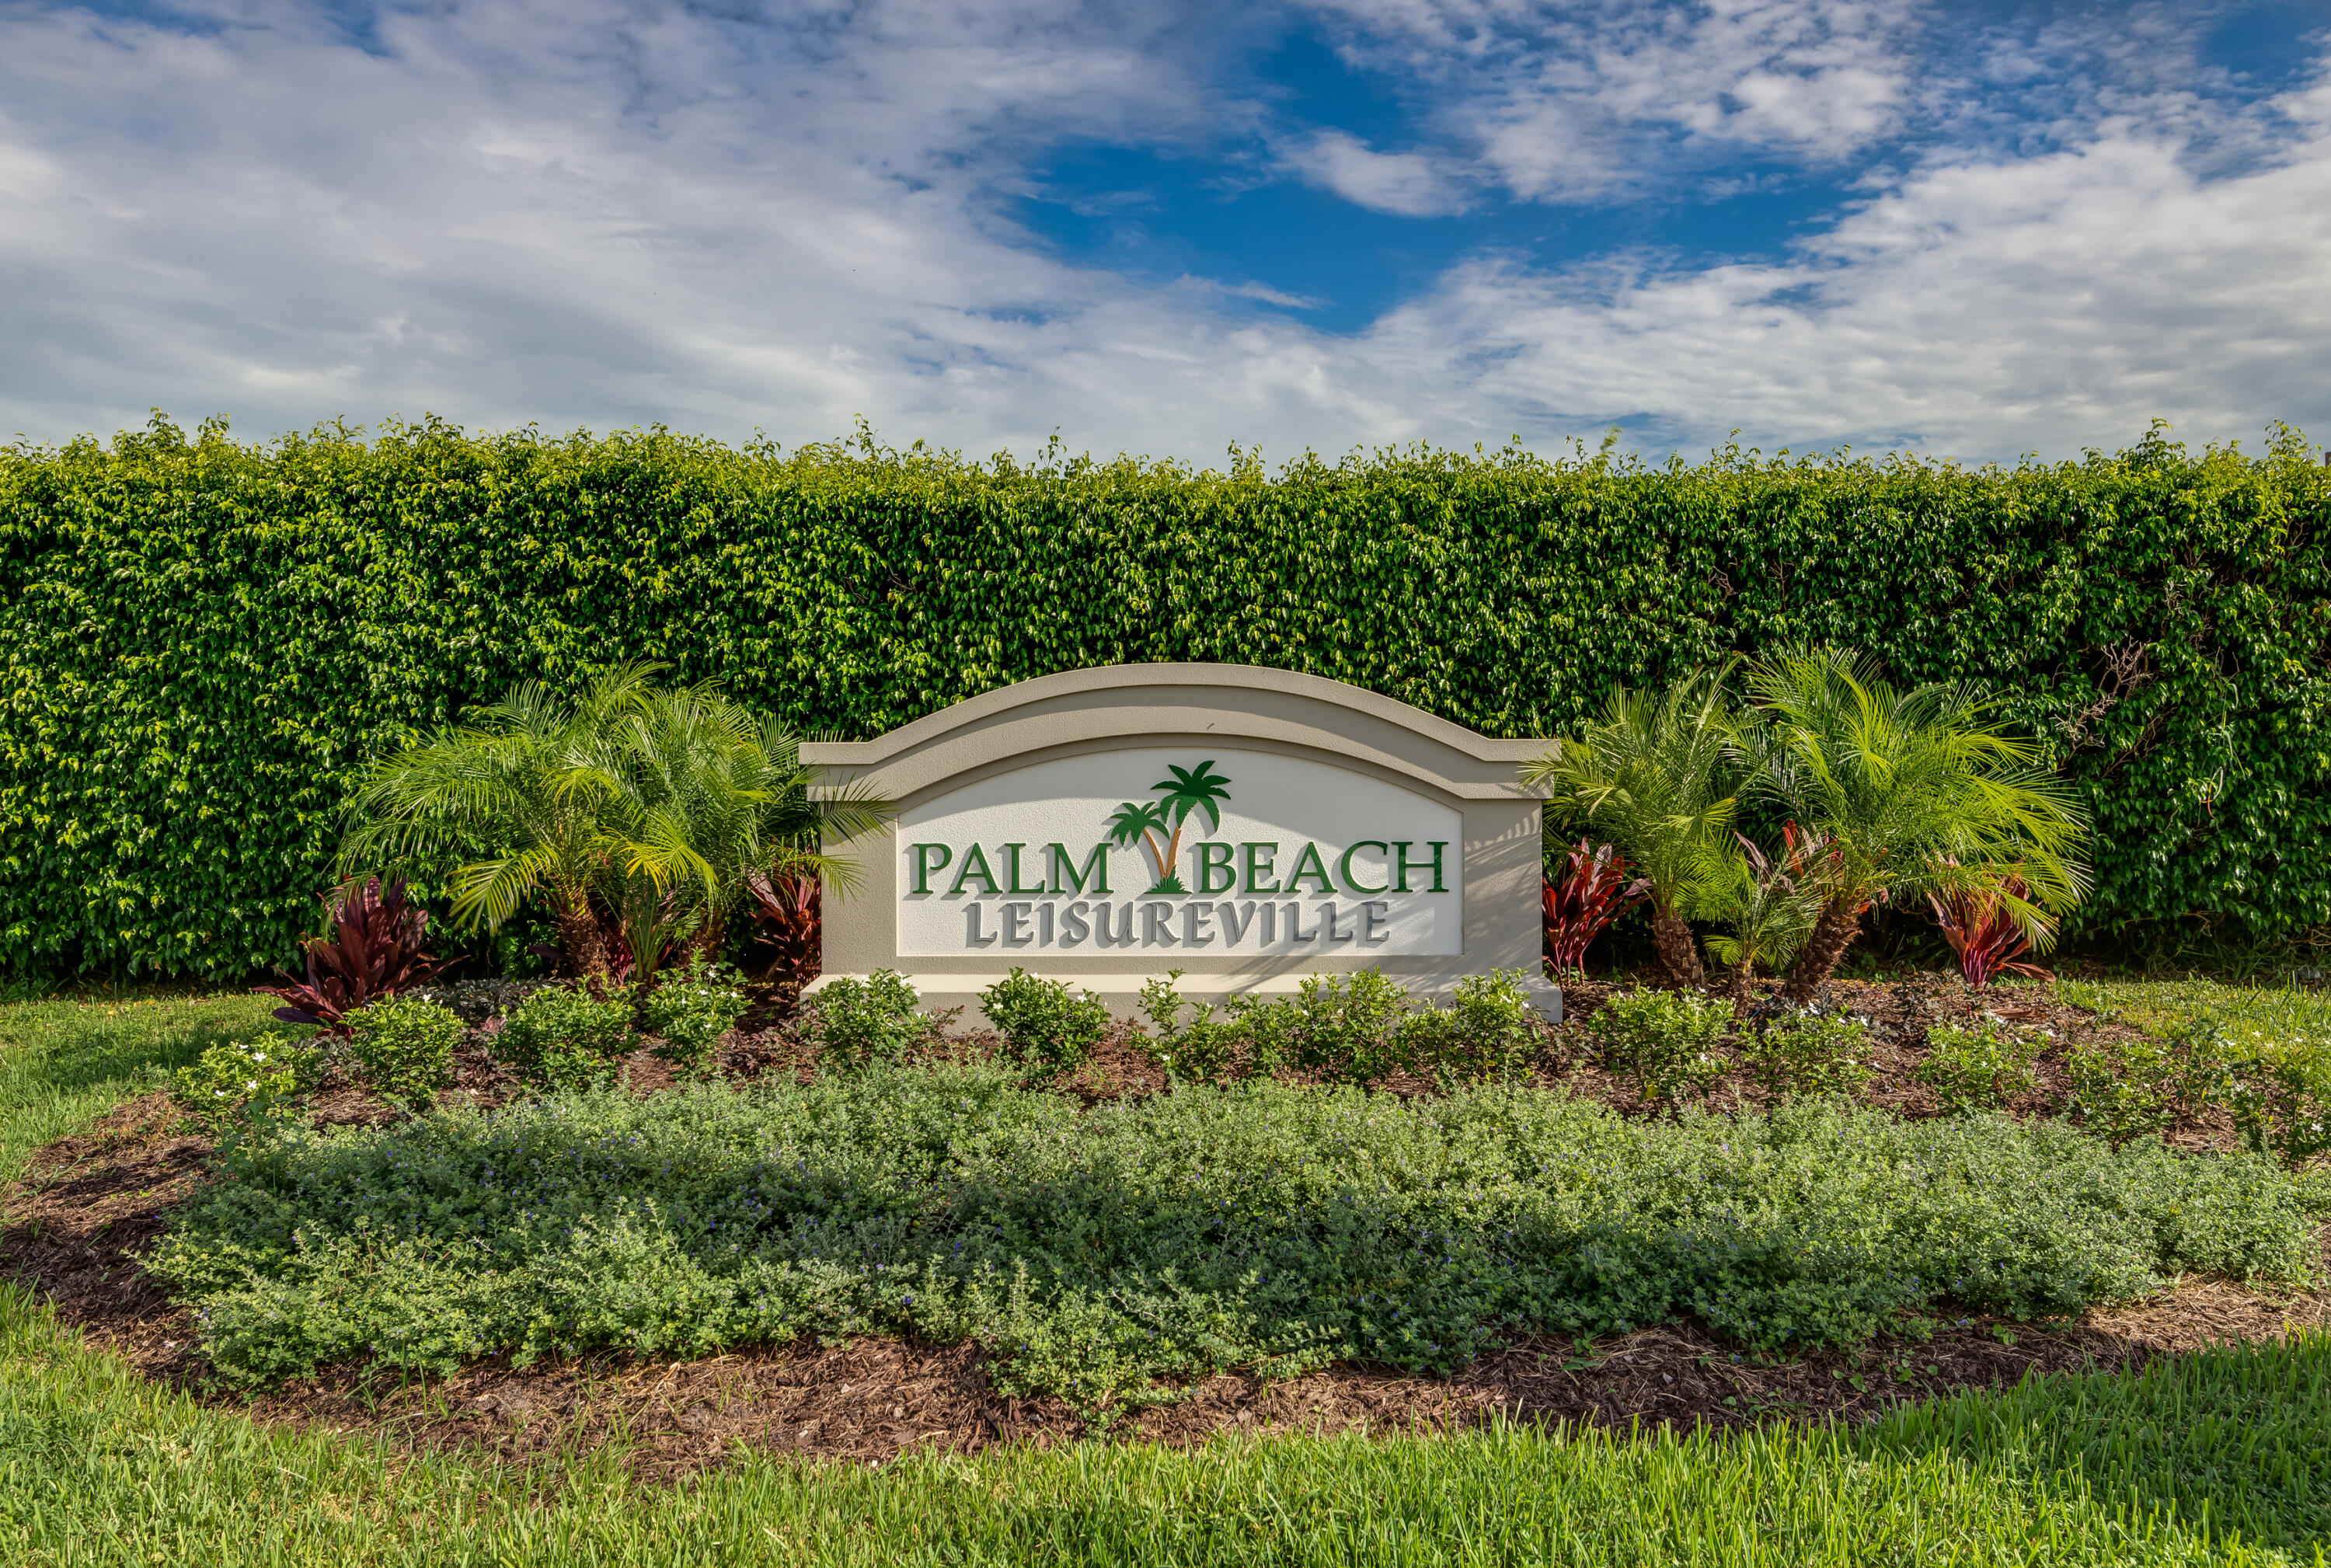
[256,876,456,1032]
[1543,840,1650,974]
[745,870,821,994]
[1929,873,2052,987]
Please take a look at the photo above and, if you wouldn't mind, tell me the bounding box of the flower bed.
[152,1062,2314,1412]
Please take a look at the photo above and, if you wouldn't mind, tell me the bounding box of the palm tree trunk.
[551,886,610,977]
[1650,899,1705,987]
[678,915,724,967]
[1779,895,1862,1005]
[1728,956,1754,1014]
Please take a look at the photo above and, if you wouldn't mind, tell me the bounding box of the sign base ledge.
[803,970,1563,1027]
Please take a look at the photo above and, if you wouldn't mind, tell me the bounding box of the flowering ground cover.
[150,1067,2312,1411]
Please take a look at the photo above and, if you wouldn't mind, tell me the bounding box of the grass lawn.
[2060,977,2331,1047]
[3,988,2328,1566]
[0,990,274,1186]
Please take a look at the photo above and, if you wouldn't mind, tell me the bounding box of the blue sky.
[2,0,2327,462]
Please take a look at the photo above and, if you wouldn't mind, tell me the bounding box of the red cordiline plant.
[1542,840,1650,974]
[256,875,455,1032]
[745,869,821,993]
[1929,870,2054,987]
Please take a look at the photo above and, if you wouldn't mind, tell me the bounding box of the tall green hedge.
[3,415,2326,978]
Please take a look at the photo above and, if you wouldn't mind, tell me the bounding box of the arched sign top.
[800,662,1552,807]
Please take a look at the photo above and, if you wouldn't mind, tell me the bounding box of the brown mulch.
[191,1274,2322,1484]
[1548,974,2232,1141]
[4,973,2325,1482]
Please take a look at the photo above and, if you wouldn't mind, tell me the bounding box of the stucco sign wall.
[803,664,1559,1020]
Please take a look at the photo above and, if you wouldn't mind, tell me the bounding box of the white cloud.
[0,0,2326,465]
[1301,0,1925,200]
[1351,95,2331,454]
[1280,129,1466,214]
[0,0,1232,449]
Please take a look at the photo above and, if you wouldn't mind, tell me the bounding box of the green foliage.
[2064,1019,2242,1147]
[9,988,2331,1566]
[1680,831,1824,996]
[1264,970,1411,1085]
[803,969,925,1072]
[2058,977,2331,1044]
[340,664,878,978]
[148,1069,2314,1406]
[1137,968,1538,1090]
[2064,1037,2173,1145]
[1745,648,2092,921]
[493,984,634,1091]
[1740,1008,1876,1099]
[1861,1333,2331,1559]
[169,1035,320,1132]
[1395,970,1542,1088]
[1135,971,1247,1085]
[640,954,749,1076]
[980,969,1111,1079]
[1523,664,1739,984]
[2063,980,2331,1170]
[2226,1030,2331,1170]
[8,420,2328,981]
[1916,1020,2044,1114]
[1590,990,1733,1106]
[1523,664,1740,901]
[343,996,462,1109]
[11,1269,2329,1568]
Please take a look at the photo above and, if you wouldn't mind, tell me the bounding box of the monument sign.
[803,664,1559,1019]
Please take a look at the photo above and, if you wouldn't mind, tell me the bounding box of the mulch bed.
[4,973,2323,1482]
[1546,974,2179,1131]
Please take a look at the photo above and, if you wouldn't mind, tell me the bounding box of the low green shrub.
[169,1036,319,1131]
[1395,970,1542,1088]
[642,956,750,1076]
[1135,970,1245,1084]
[152,1071,2316,1409]
[1740,1008,1874,1100]
[2058,979,2331,1169]
[803,969,924,1071]
[980,970,1111,1080]
[345,998,463,1109]
[1590,990,1731,1106]
[494,984,635,1092]
[1916,1020,2042,1114]
[2067,1035,2178,1145]
[1268,970,1410,1085]
[2063,1018,2252,1146]
[2235,1040,2331,1169]
[2188,1017,2331,1170]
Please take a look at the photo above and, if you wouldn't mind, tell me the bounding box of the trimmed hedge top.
[3,415,2326,977]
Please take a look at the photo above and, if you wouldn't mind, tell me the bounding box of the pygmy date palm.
[1522,664,1740,986]
[341,662,659,977]
[594,685,884,977]
[1679,828,1827,1012]
[1744,647,2088,1005]
[343,665,882,977]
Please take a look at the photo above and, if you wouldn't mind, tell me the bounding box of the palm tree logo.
[1106,760,1232,895]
